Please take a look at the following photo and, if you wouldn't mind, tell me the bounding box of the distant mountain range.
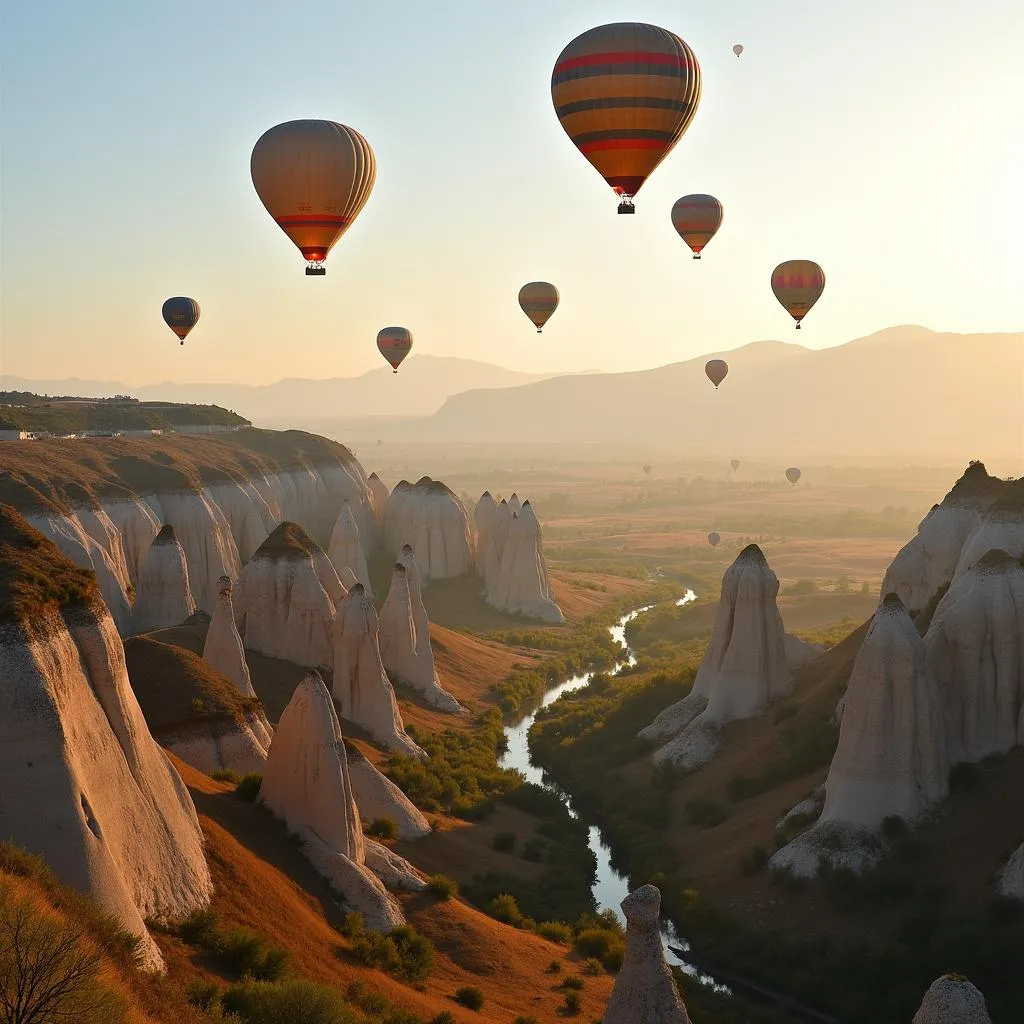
[0,355,556,420]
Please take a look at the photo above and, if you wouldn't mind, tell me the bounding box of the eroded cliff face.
[383,477,475,580]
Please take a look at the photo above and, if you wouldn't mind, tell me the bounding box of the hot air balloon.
[708,532,721,547]
[519,282,560,332]
[161,297,200,345]
[671,194,723,259]
[785,467,802,486]
[733,44,744,57]
[378,327,413,374]
[730,459,741,472]
[705,359,728,389]
[377,439,383,447]
[642,464,652,475]
[250,120,376,276]
[771,261,825,330]
[551,22,702,215]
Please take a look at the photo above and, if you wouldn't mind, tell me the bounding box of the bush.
[521,837,547,862]
[426,874,458,900]
[492,831,517,853]
[219,926,290,981]
[210,769,240,784]
[546,959,562,974]
[222,978,358,1024]
[574,928,617,959]
[536,921,573,944]
[348,923,434,984]
[562,990,582,1014]
[582,958,604,975]
[235,773,263,802]
[559,975,584,990]
[454,986,484,1010]
[487,894,523,926]
[431,1014,456,1024]
[740,845,769,876]
[366,818,398,841]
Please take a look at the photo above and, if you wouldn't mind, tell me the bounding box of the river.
[497,591,721,986]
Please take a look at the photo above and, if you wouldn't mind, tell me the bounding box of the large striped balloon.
[251,120,376,275]
[377,327,413,374]
[161,297,200,345]
[771,260,825,329]
[671,194,723,259]
[551,23,702,211]
[518,282,560,332]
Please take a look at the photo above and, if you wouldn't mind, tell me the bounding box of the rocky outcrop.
[771,595,948,878]
[235,523,338,668]
[202,575,255,696]
[486,500,564,623]
[331,584,426,757]
[378,547,461,712]
[913,974,992,1024]
[925,549,1024,764]
[474,491,500,593]
[953,483,1024,585]
[328,502,372,595]
[0,506,212,971]
[998,842,1024,900]
[346,745,431,840]
[602,885,691,1024]
[130,524,197,634]
[383,477,475,580]
[259,673,405,931]
[367,472,389,525]
[642,545,791,768]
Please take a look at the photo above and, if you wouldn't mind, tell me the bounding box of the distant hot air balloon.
[551,22,702,215]
[785,467,802,486]
[161,297,200,345]
[642,464,652,475]
[671,194,723,259]
[705,359,728,389]
[250,120,376,276]
[771,261,825,330]
[377,439,383,447]
[733,44,744,57]
[519,282,560,332]
[708,532,721,547]
[377,327,413,374]
[730,459,741,472]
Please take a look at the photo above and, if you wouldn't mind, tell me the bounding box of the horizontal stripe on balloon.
[553,50,691,73]
[554,96,691,117]
[552,62,693,86]
[276,214,351,226]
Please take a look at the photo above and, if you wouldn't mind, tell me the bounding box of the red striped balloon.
[671,194,723,259]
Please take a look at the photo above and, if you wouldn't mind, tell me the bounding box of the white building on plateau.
[0,429,30,441]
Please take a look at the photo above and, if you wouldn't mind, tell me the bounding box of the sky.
[2,0,1023,385]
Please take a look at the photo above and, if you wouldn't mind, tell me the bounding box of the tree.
[0,882,126,1024]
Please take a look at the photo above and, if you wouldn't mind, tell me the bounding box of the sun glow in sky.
[2,0,1022,384]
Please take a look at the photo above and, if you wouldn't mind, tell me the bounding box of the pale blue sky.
[2,0,1022,384]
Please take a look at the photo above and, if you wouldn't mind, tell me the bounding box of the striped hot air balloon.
[551,22,702,214]
[771,260,825,329]
[518,282,560,332]
[250,120,376,276]
[671,194,723,259]
[377,327,413,374]
[161,297,200,345]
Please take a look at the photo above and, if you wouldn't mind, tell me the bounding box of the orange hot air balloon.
[251,120,376,276]
[551,22,702,215]
[671,194,723,259]
[771,260,825,330]
[377,327,413,374]
[161,297,200,345]
[705,359,728,389]
[785,467,802,486]
[708,531,721,547]
[519,282,560,332]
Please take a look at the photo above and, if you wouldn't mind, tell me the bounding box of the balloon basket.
[795,323,802,330]
[693,254,700,260]
[617,200,635,215]
[305,265,326,277]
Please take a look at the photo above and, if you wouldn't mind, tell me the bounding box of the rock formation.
[331,584,426,757]
[924,549,1024,764]
[378,547,461,712]
[953,482,1024,585]
[602,885,691,1024]
[125,636,272,776]
[507,492,522,515]
[202,575,255,696]
[259,673,406,931]
[346,744,431,839]
[999,842,1024,899]
[367,472,389,525]
[473,491,500,592]
[383,477,475,580]
[235,522,338,668]
[130,524,197,635]
[486,500,564,623]
[771,595,948,878]
[328,501,372,595]
[641,545,791,768]
[913,974,992,1024]
[0,505,212,971]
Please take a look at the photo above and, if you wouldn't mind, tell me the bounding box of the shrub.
[210,769,240,784]
[536,921,573,944]
[219,925,290,980]
[222,978,358,1024]
[521,837,547,862]
[601,943,625,972]
[454,986,484,1010]
[740,845,769,876]
[366,818,398,840]
[426,874,458,900]
[487,894,523,926]
[348,924,435,984]
[582,958,604,975]
[562,990,582,1014]
[574,928,617,959]
[431,1014,456,1024]
[492,831,517,853]
[235,773,263,802]
[559,975,584,990]
[546,960,562,974]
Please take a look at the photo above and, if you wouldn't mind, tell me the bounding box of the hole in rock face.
[80,793,102,840]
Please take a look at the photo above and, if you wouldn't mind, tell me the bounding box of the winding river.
[497,591,718,983]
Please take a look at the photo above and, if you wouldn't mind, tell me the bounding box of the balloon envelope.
[377,327,413,373]
[251,120,376,271]
[518,282,560,332]
[161,297,200,344]
[730,459,741,472]
[771,260,825,329]
[642,464,652,475]
[785,467,802,485]
[551,22,702,205]
[708,532,721,547]
[733,44,744,56]
[671,194,723,258]
[705,359,728,388]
